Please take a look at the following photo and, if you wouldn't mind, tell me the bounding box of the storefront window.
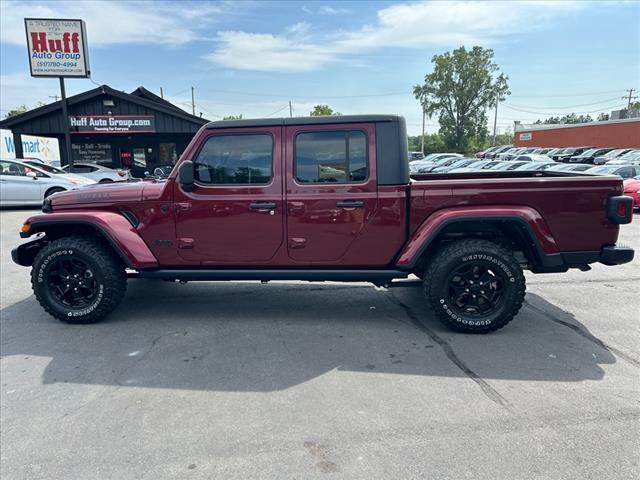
[71,143,113,166]
[159,143,177,165]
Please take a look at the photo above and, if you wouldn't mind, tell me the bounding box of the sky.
[1,0,639,135]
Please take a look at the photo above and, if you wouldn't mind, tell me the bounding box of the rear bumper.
[599,245,635,266]
[535,244,635,272]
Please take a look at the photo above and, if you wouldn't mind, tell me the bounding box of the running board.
[137,269,409,284]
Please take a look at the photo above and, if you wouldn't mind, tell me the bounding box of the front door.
[284,124,378,263]
[174,127,284,264]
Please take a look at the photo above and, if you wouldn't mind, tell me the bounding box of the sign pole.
[59,77,73,170]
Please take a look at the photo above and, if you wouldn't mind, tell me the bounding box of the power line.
[264,105,290,117]
[502,103,626,116]
[509,89,630,99]
[193,87,410,99]
[504,96,621,110]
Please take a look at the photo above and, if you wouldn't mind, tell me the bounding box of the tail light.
[117,170,126,177]
[607,196,633,224]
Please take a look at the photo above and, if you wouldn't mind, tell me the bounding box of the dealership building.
[514,117,640,148]
[0,84,208,177]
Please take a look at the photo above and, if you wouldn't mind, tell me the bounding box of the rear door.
[284,123,378,263]
[174,127,284,264]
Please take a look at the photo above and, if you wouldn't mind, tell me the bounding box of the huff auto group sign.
[25,18,90,77]
[69,115,156,134]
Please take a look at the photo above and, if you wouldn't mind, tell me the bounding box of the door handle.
[336,200,364,208]
[250,202,277,210]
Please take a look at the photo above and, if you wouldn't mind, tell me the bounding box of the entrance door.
[174,127,284,264]
[284,124,378,263]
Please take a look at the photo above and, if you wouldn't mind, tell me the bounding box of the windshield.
[587,166,618,174]
[603,149,626,157]
[620,150,640,161]
[578,148,598,156]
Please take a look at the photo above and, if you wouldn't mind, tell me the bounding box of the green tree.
[414,46,509,152]
[223,114,243,120]
[4,104,28,119]
[597,112,610,121]
[408,133,447,153]
[535,113,593,124]
[310,105,341,116]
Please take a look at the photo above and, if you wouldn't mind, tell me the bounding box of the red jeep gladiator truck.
[12,115,635,333]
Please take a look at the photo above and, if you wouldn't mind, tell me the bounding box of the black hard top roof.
[204,114,402,129]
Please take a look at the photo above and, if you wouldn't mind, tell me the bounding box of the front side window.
[295,130,368,183]
[194,134,272,185]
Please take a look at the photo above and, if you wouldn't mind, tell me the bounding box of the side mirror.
[26,171,37,179]
[179,160,194,192]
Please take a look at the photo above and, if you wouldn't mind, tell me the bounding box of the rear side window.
[0,161,26,176]
[295,130,367,183]
[70,165,96,173]
[194,134,272,185]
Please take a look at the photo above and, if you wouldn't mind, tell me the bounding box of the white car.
[23,160,98,185]
[606,150,640,166]
[62,162,130,183]
[0,159,95,207]
[410,153,462,164]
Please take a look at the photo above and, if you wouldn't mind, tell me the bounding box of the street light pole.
[421,92,426,154]
[492,95,499,147]
[59,78,73,170]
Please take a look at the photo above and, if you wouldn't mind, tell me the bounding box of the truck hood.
[48,180,166,209]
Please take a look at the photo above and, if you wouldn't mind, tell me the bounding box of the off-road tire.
[31,236,127,324]
[424,239,526,333]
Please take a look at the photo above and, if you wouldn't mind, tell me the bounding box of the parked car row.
[477,145,640,165]
[411,155,639,179]
[0,158,130,207]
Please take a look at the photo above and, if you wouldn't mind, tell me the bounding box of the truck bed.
[408,170,624,252]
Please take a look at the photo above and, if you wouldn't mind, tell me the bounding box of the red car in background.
[623,175,640,209]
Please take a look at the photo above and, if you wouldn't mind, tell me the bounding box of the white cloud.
[335,1,582,49]
[0,0,229,46]
[302,5,352,15]
[210,1,584,72]
[206,28,339,73]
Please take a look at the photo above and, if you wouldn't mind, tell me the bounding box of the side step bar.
[138,269,409,284]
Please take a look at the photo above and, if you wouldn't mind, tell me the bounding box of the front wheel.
[423,239,526,333]
[31,236,127,324]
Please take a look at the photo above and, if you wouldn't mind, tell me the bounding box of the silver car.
[62,162,130,183]
[0,159,94,207]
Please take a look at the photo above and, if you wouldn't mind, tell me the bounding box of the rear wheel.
[31,236,127,324]
[98,178,114,184]
[423,239,525,333]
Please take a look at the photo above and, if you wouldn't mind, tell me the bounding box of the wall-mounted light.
[103,99,115,107]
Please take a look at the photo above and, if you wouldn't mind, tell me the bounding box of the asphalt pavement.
[1,207,638,479]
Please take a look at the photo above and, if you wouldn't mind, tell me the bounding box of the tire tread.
[31,236,126,324]
[423,239,526,333]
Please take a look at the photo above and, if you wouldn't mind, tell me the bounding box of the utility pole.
[49,94,60,102]
[623,88,637,110]
[191,87,195,115]
[492,95,499,146]
[420,92,426,154]
[288,101,293,118]
[160,87,164,99]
